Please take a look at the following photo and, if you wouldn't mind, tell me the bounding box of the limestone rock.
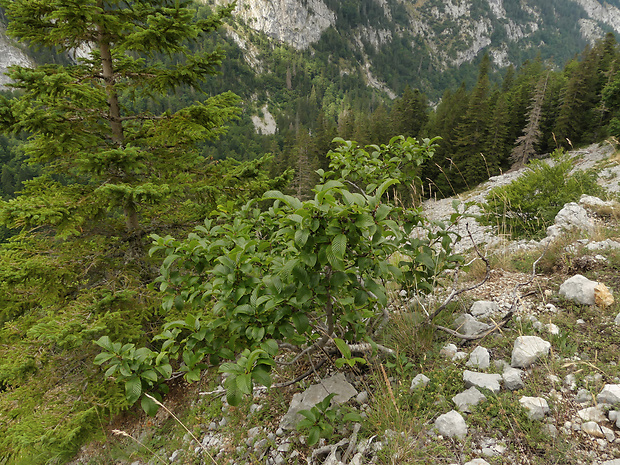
[502,367,524,391]
[519,396,550,420]
[466,346,491,370]
[410,374,430,391]
[547,202,594,238]
[222,0,336,50]
[440,343,458,358]
[615,313,620,326]
[279,373,357,430]
[594,282,614,308]
[577,406,607,423]
[470,300,498,319]
[454,314,491,336]
[582,421,615,442]
[545,323,560,335]
[579,194,620,215]
[464,460,490,465]
[559,274,597,306]
[511,336,551,368]
[597,384,620,405]
[434,410,468,439]
[463,370,503,394]
[452,386,487,413]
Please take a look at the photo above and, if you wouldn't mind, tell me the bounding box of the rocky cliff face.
[213,0,335,50]
[0,28,33,88]
[207,0,620,85]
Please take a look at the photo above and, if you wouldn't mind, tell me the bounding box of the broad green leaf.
[226,386,243,407]
[300,252,317,267]
[292,312,310,333]
[307,426,321,446]
[374,204,391,220]
[251,326,265,341]
[94,336,114,352]
[298,409,317,422]
[93,352,115,365]
[343,412,364,422]
[140,370,158,383]
[355,214,375,228]
[251,367,272,388]
[125,376,142,405]
[332,234,346,260]
[141,395,159,417]
[333,338,351,359]
[295,228,310,247]
[236,373,253,394]
[365,279,387,306]
[155,364,173,379]
[185,369,201,382]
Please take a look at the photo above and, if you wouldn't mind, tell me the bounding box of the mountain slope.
[207,0,620,99]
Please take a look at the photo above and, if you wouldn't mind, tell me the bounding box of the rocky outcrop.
[0,30,33,88]
[213,0,335,50]
[571,0,620,35]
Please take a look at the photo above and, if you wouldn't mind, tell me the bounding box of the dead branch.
[433,237,547,341]
[429,224,490,321]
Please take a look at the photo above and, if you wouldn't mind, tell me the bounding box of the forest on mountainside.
[1,1,620,463]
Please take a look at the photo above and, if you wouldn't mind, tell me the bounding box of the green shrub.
[96,136,466,409]
[480,149,604,239]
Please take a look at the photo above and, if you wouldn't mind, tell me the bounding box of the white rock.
[440,343,458,358]
[575,389,592,404]
[279,373,357,430]
[582,421,615,441]
[615,313,620,326]
[519,396,550,420]
[466,346,491,370]
[511,336,551,368]
[453,351,468,361]
[564,374,577,390]
[548,202,594,238]
[577,406,607,423]
[503,367,524,391]
[470,300,499,319]
[545,323,560,335]
[463,370,503,394]
[225,0,336,51]
[452,386,487,413]
[434,410,468,439]
[597,384,620,405]
[464,460,490,465]
[410,374,430,391]
[559,274,598,306]
[454,314,491,336]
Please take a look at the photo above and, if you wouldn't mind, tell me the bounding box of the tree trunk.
[98,12,139,231]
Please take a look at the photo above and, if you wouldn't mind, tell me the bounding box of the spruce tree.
[452,53,493,190]
[0,0,240,235]
[0,2,267,461]
[391,86,429,138]
[511,71,550,167]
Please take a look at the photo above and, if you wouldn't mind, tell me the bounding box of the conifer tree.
[391,86,429,138]
[452,53,493,189]
[0,0,240,235]
[511,71,550,167]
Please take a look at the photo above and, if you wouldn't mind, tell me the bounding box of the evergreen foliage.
[0,2,289,463]
[481,150,603,239]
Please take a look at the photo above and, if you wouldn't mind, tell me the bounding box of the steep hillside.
[206,0,620,99]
